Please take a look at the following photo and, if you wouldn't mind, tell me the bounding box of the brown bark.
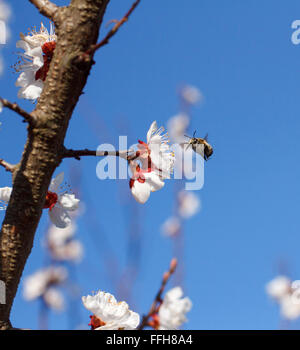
[0,0,110,329]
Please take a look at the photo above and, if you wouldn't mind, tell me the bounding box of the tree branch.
[138,258,178,330]
[78,0,140,62]
[62,148,134,160]
[0,98,36,125]
[28,0,59,20]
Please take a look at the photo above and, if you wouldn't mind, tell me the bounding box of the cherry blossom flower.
[43,287,65,311]
[129,121,175,204]
[44,172,80,228]
[266,276,300,321]
[129,163,165,204]
[158,286,192,330]
[265,276,291,301]
[280,294,300,320]
[47,223,83,263]
[180,85,203,105]
[0,172,79,227]
[14,22,56,101]
[82,291,140,330]
[23,266,67,311]
[161,216,181,237]
[167,113,190,143]
[178,190,201,218]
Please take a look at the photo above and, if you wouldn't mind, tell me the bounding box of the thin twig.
[62,148,135,161]
[138,258,178,330]
[0,159,16,173]
[81,0,140,60]
[29,0,59,20]
[0,98,35,125]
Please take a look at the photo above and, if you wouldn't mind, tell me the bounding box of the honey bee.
[184,131,213,160]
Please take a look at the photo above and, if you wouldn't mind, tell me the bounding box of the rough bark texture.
[0,0,110,329]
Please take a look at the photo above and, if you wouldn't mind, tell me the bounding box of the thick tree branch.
[138,258,178,330]
[0,0,111,329]
[29,0,59,20]
[0,98,36,125]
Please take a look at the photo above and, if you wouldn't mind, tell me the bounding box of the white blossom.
[158,286,192,330]
[129,121,175,204]
[82,291,140,330]
[265,276,291,301]
[130,165,165,204]
[14,22,56,101]
[161,217,181,237]
[46,172,80,228]
[43,287,65,311]
[266,276,300,321]
[167,113,190,142]
[178,190,201,218]
[23,266,67,310]
[280,294,300,320]
[180,85,203,105]
[0,173,79,228]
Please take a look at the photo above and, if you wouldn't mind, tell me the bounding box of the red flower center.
[129,165,147,189]
[43,191,58,211]
[89,315,106,330]
[35,41,56,82]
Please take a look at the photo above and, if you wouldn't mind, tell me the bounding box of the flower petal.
[146,121,157,143]
[0,186,12,203]
[130,179,151,204]
[58,193,80,211]
[144,172,165,192]
[48,206,71,228]
[49,172,64,193]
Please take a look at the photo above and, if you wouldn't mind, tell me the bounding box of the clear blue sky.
[1,0,300,330]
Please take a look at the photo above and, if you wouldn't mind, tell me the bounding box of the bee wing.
[179,142,191,151]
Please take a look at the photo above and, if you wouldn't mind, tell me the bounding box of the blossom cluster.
[266,275,300,320]
[82,286,192,330]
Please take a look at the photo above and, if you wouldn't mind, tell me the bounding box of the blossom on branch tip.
[157,286,192,330]
[129,121,175,204]
[82,291,140,330]
[14,22,56,101]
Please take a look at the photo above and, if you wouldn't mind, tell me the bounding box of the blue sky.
[1,0,300,330]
